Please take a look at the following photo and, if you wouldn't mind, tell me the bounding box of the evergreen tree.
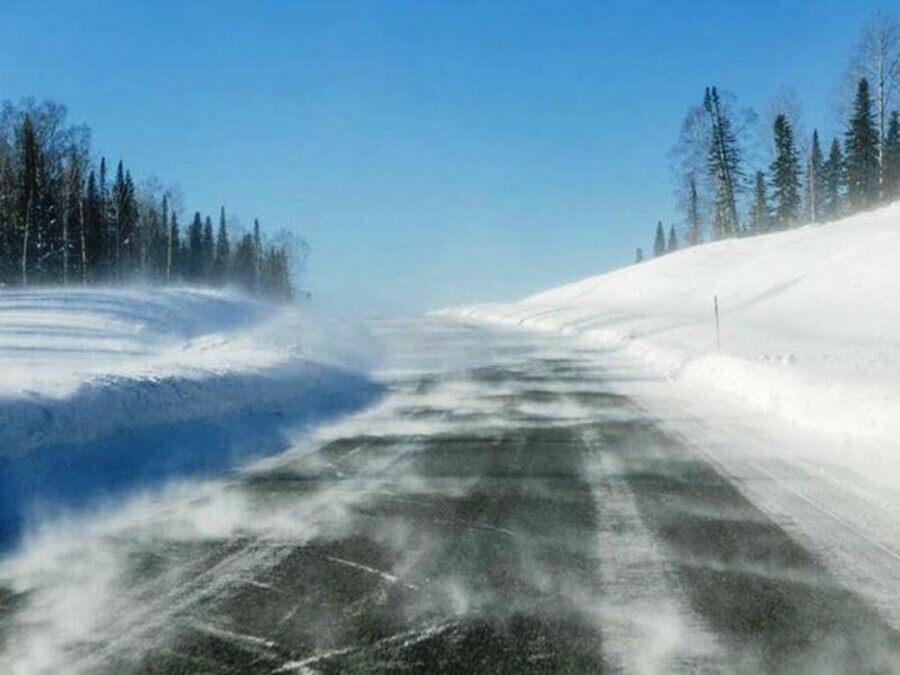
[635,248,644,263]
[703,87,743,237]
[807,130,824,222]
[848,12,900,199]
[0,98,296,300]
[666,224,678,252]
[687,175,702,246]
[111,161,124,277]
[98,157,110,279]
[15,105,69,284]
[140,199,163,278]
[202,215,214,280]
[162,195,172,280]
[751,170,770,233]
[187,211,203,279]
[884,110,900,201]
[769,114,801,228]
[653,221,666,257]
[232,233,257,291]
[845,78,880,210]
[123,170,137,271]
[253,218,262,290]
[260,245,292,300]
[83,170,104,280]
[0,134,13,284]
[169,212,181,279]
[214,206,230,281]
[62,151,84,285]
[111,161,137,277]
[822,138,846,219]
[17,115,40,285]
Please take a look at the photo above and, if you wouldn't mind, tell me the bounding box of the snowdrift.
[0,288,382,549]
[442,202,900,445]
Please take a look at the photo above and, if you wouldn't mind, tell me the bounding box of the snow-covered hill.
[0,288,381,548]
[443,203,900,447]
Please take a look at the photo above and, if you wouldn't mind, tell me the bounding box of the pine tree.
[770,114,801,228]
[111,161,137,277]
[98,157,110,279]
[666,224,678,252]
[214,206,230,281]
[0,99,298,300]
[17,115,39,285]
[687,175,702,246]
[253,218,262,289]
[169,212,181,279]
[845,78,880,211]
[884,110,900,201]
[123,170,137,272]
[202,215,214,280]
[62,151,84,285]
[260,246,292,300]
[187,212,203,279]
[140,200,162,278]
[704,87,743,237]
[635,248,644,263]
[751,170,770,233]
[83,170,103,280]
[822,138,846,219]
[653,221,666,257]
[111,161,124,277]
[162,195,172,280]
[807,130,824,222]
[232,233,257,291]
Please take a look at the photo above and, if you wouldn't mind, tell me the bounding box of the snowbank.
[0,288,382,548]
[0,287,372,400]
[441,202,900,446]
[0,287,380,454]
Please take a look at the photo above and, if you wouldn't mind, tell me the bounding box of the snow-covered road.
[2,319,899,673]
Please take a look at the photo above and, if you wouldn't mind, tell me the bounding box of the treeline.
[0,99,297,300]
[641,11,900,260]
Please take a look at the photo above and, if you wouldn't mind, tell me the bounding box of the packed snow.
[443,202,900,449]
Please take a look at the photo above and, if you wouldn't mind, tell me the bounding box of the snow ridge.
[0,287,382,550]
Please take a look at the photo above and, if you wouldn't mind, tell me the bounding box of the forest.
[646,11,900,259]
[0,100,297,300]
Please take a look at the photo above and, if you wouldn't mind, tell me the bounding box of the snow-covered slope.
[0,288,381,548]
[443,202,900,446]
[0,288,370,400]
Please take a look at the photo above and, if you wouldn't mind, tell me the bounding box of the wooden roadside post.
[714,295,721,352]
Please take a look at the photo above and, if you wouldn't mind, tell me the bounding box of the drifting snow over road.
[3,320,900,674]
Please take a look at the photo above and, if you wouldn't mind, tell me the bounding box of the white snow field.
[442,203,900,631]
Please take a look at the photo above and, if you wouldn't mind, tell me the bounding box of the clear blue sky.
[0,1,884,315]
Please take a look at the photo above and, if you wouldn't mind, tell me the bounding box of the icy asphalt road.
[2,319,900,673]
